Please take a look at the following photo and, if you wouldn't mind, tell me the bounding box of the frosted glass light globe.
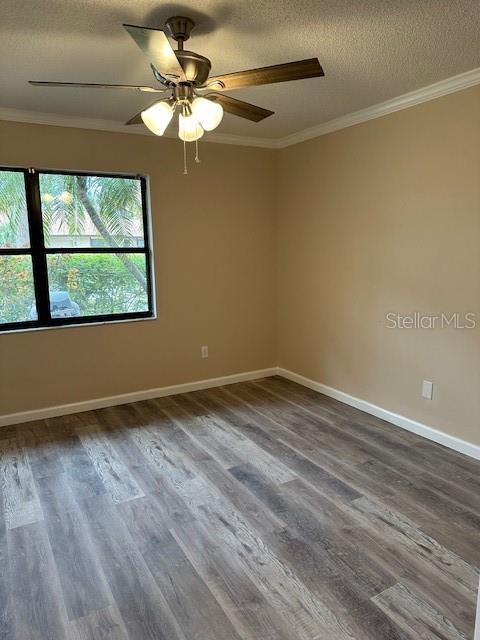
[191,97,224,131]
[178,113,204,142]
[141,101,174,136]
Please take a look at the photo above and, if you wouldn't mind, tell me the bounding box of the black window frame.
[0,166,155,332]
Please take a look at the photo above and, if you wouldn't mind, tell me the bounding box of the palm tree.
[0,170,30,247]
[0,172,146,287]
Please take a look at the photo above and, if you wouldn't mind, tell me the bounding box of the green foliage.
[0,254,148,324]
[0,171,148,323]
[47,254,148,316]
[1,171,149,325]
[0,256,34,323]
[39,174,142,244]
[0,171,29,248]
[0,171,143,248]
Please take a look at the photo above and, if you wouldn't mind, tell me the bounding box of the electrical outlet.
[422,380,433,400]
[201,345,209,358]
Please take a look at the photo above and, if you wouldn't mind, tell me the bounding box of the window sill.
[0,313,157,335]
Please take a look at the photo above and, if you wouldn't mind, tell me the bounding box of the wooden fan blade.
[206,93,274,122]
[208,58,324,90]
[123,24,185,81]
[29,81,165,92]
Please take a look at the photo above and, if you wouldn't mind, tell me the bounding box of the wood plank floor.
[1,376,479,640]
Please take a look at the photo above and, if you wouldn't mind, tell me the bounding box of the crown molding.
[202,131,277,148]
[0,106,277,149]
[275,66,480,148]
[1,67,479,149]
[0,106,151,136]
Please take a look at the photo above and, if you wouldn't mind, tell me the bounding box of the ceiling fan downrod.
[164,16,195,51]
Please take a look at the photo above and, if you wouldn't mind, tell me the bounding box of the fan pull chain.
[183,140,188,174]
[195,139,201,163]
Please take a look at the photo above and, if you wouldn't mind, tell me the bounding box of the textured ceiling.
[1,0,480,139]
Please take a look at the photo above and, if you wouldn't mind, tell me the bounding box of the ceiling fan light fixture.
[141,100,174,135]
[178,112,204,142]
[191,96,224,131]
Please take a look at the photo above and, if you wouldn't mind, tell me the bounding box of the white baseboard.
[2,364,479,462]
[277,368,480,461]
[0,368,277,428]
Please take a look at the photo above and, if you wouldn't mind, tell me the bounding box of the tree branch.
[75,176,147,288]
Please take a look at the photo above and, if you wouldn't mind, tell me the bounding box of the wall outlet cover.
[422,380,433,400]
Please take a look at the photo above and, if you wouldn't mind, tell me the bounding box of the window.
[0,168,154,331]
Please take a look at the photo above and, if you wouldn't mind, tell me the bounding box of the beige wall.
[0,121,277,415]
[2,86,479,448]
[277,85,480,446]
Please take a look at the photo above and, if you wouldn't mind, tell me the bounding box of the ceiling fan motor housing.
[175,50,211,85]
[164,16,211,86]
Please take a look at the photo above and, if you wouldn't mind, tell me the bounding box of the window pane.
[0,170,30,248]
[46,253,149,317]
[39,174,145,248]
[0,255,35,324]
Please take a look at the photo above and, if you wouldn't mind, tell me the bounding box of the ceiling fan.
[30,16,324,168]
